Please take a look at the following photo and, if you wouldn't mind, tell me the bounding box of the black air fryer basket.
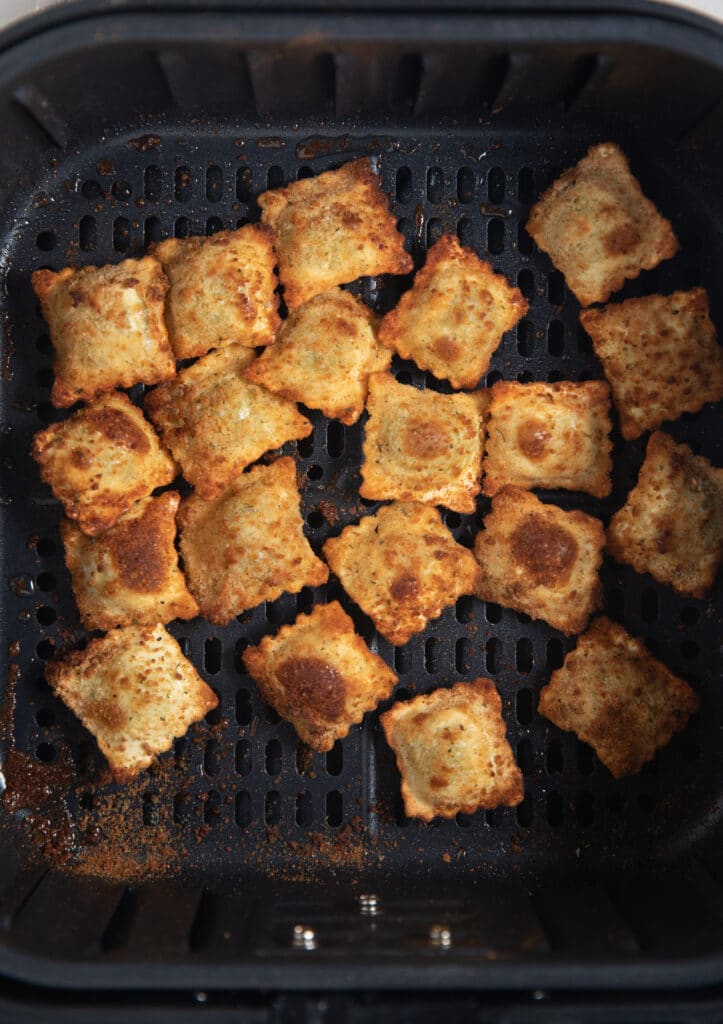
[0,1,722,1019]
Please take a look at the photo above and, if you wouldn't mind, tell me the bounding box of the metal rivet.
[194,992,208,1003]
[359,893,380,916]
[292,924,317,950]
[429,924,452,949]
[532,990,547,1001]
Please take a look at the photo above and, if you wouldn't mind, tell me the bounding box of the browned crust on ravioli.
[242,601,397,751]
[607,431,723,598]
[323,501,482,646]
[60,491,199,630]
[473,487,604,635]
[379,234,528,390]
[45,623,218,782]
[526,142,678,306]
[153,224,280,359]
[32,392,177,536]
[32,256,176,408]
[580,288,723,440]
[381,679,524,821]
[258,157,413,308]
[482,379,613,497]
[539,616,699,778]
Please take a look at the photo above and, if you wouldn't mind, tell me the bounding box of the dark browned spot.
[86,409,151,453]
[403,417,450,459]
[277,657,347,723]
[70,446,93,469]
[429,775,449,790]
[108,511,169,593]
[510,513,579,587]
[517,418,551,460]
[603,222,640,256]
[390,573,419,602]
[433,336,460,362]
[84,697,127,731]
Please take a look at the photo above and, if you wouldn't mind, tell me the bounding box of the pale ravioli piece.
[473,487,604,635]
[258,157,413,308]
[526,142,678,306]
[539,616,699,779]
[154,225,280,359]
[483,380,612,497]
[243,601,397,751]
[379,234,528,389]
[178,457,328,625]
[244,288,390,424]
[32,256,175,408]
[60,491,198,631]
[32,392,177,537]
[381,679,524,821]
[323,502,482,647]
[608,431,723,598]
[360,372,488,513]
[144,344,311,500]
[579,288,723,440]
[45,623,219,782]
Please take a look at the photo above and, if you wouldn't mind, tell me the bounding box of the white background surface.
[0,0,722,30]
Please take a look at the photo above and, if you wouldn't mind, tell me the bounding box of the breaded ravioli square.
[244,288,390,425]
[381,679,524,821]
[178,457,328,625]
[45,623,218,782]
[526,143,678,306]
[60,491,198,631]
[539,616,699,778]
[144,344,311,500]
[323,502,482,646]
[258,157,412,308]
[379,234,528,389]
[32,256,175,408]
[473,487,604,635]
[360,372,487,513]
[579,288,723,440]
[483,380,612,497]
[242,601,397,751]
[32,392,177,536]
[154,225,280,359]
[608,431,723,598]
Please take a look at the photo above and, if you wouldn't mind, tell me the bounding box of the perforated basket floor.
[1,119,721,909]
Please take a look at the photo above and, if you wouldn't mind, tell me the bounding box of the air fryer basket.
[0,0,722,1008]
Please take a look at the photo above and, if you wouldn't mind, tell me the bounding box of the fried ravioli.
[32,392,177,536]
[473,487,604,635]
[379,234,528,389]
[539,616,699,778]
[32,256,175,407]
[381,679,524,821]
[242,601,397,751]
[45,623,218,782]
[258,158,412,308]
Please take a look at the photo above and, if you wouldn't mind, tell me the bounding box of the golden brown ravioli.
[607,431,723,598]
[244,288,390,424]
[178,457,329,625]
[144,344,311,500]
[45,623,218,782]
[579,288,723,440]
[60,491,198,630]
[242,601,397,751]
[32,256,175,408]
[381,679,524,821]
[473,487,605,635]
[154,225,280,359]
[483,379,612,497]
[323,502,482,647]
[539,617,699,779]
[379,234,528,389]
[32,392,177,536]
[526,143,678,306]
[258,157,413,308]
[360,372,488,513]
